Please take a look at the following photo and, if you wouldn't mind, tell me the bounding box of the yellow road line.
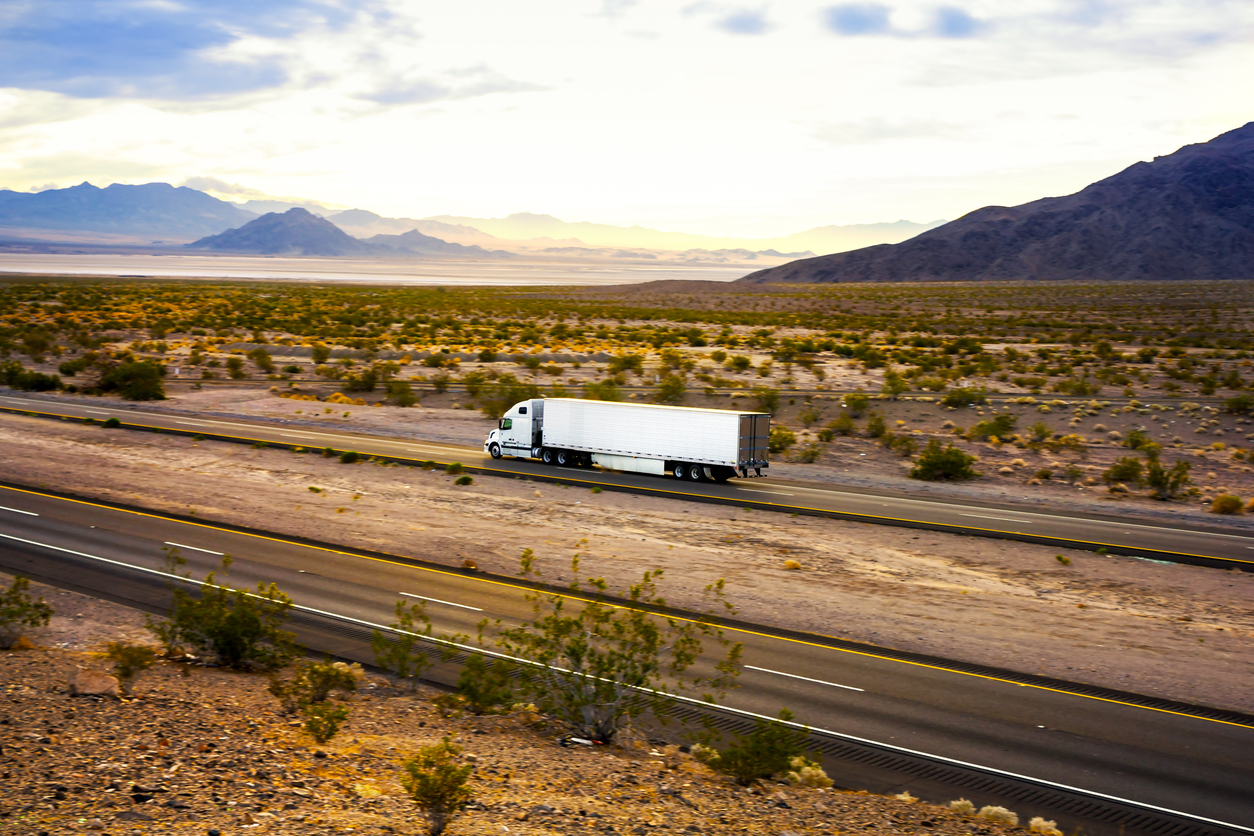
[4,481,1251,730]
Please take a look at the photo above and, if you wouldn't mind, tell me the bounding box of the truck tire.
[541,448,556,465]
[672,463,687,480]
[688,465,704,482]
[556,449,571,466]
[489,443,502,459]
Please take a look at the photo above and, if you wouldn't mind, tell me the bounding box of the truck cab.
[484,399,543,459]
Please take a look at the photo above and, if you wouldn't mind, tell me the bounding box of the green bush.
[941,387,988,408]
[387,380,418,407]
[454,475,474,486]
[1211,494,1243,514]
[910,439,978,481]
[0,360,61,392]
[1224,394,1254,414]
[269,659,360,714]
[843,392,869,417]
[101,360,165,400]
[104,641,157,695]
[654,375,686,404]
[456,655,516,715]
[446,461,464,475]
[1145,457,1191,500]
[583,380,623,401]
[1102,456,1144,487]
[695,709,810,785]
[102,417,121,428]
[865,413,887,438]
[303,702,350,745]
[753,386,780,414]
[0,576,54,649]
[769,426,796,454]
[371,600,458,689]
[792,445,821,463]
[967,414,1017,441]
[339,450,360,464]
[828,413,854,436]
[145,551,296,671]
[400,738,475,836]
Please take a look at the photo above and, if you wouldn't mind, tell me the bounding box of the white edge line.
[2,529,1250,833]
[0,505,39,516]
[400,591,483,612]
[163,541,225,556]
[739,489,795,496]
[746,664,864,692]
[960,514,1034,524]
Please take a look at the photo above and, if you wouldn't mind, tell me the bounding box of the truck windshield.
[499,418,512,430]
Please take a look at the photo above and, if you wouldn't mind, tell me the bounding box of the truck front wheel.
[489,443,502,459]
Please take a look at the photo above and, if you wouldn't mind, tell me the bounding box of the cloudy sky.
[0,0,1250,236]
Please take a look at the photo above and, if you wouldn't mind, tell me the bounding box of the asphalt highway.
[1,393,1252,570]
[1,484,1252,833]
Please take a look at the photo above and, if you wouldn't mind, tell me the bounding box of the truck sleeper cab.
[483,397,769,481]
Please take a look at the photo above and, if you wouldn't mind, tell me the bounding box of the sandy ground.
[1,390,1252,715]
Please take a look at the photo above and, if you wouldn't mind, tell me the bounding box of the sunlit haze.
[1,0,1250,237]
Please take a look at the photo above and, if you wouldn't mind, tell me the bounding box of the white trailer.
[483,398,770,481]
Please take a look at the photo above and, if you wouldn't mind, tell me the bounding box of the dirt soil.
[1,388,1252,715]
[0,638,1036,836]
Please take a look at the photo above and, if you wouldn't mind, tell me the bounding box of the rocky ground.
[0,600,1034,836]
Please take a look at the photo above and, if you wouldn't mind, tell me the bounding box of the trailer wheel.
[556,449,571,466]
[541,448,556,465]
[687,465,704,482]
[671,463,687,480]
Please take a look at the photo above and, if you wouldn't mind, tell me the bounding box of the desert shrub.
[968,414,1017,441]
[1124,428,1154,450]
[371,600,458,689]
[303,702,350,745]
[0,360,61,391]
[455,655,516,715]
[910,439,977,481]
[1102,456,1144,487]
[454,475,474,486]
[654,375,686,404]
[583,380,623,401]
[145,552,296,671]
[792,445,821,463]
[387,380,418,407]
[446,461,464,475]
[769,426,796,454]
[430,372,452,394]
[487,551,741,743]
[0,576,54,649]
[753,386,780,414]
[478,374,540,419]
[226,356,246,379]
[100,360,165,400]
[978,806,1019,825]
[888,434,917,457]
[726,354,752,372]
[799,405,822,427]
[339,450,360,464]
[1224,394,1254,414]
[941,387,987,407]
[843,392,870,417]
[104,641,157,695]
[785,756,833,788]
[827,413,854,436]
[949,798,976,814]
[865,413,887,438]
[400,738,475,836]
[1029,817,1063,836]
[816,428,834,442]
[607,353,644,375]
[102,417,121,428]
[695,709,810,785]
[269,659,360,714]
[1211,494,1243,514]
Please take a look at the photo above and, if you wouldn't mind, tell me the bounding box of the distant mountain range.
[186,208,512,257]
[742,122,1254,284]
[0,182,257,239]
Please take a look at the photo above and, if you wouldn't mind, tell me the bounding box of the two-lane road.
[2,485,1251,834]
[2,393,1252,570]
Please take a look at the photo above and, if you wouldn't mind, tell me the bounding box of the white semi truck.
[483,398,770,481]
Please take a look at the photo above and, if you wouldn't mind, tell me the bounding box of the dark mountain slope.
[185,208,376,256]
[741,123,1254,283]
[366,228,507,257]
[0,182,258,238]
